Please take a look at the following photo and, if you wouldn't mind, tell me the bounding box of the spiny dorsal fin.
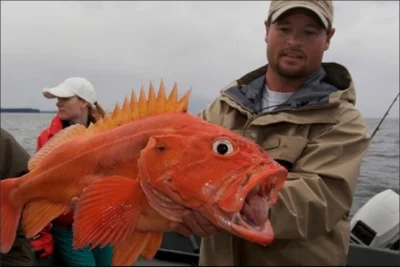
[28,124,88,170]
[156,81,166,113]
[86,79,191,135]
[120,96,131,125]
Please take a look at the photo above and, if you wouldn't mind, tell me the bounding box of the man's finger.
[182,211,209,237]
[193,211,220,235]
[193,212,220,235]
[169,222,192,237]
[70,197,79,210]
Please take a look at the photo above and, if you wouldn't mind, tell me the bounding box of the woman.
[32,77,112,266]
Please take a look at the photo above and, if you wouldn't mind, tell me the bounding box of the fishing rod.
[370,92,399,140]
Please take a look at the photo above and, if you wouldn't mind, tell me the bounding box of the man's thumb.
[168,222,192,237]
[70,197,79,210]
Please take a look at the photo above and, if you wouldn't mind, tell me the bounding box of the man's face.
[265,8,335,79]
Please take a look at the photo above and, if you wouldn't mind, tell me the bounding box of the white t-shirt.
[261,86,294,112]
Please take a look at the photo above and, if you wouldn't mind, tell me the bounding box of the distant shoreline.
[0,108,56,113]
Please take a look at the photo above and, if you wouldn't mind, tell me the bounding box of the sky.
[1,1,399,118]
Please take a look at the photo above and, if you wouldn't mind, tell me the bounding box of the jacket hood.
[221,62,357,114]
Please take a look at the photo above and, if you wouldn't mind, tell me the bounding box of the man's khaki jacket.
[197,63,370,266]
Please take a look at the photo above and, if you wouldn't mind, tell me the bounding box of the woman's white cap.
[42,77,97,106]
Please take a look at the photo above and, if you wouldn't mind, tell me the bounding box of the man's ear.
[325,27,335,51]
[264,20,271,44]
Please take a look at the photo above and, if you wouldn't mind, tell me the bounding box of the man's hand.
[170,210,221,237]
[70,197,221,237]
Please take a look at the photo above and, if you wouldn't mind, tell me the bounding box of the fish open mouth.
[215,164,287,246]
[231,182,275,243]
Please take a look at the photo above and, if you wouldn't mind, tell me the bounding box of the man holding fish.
[171,0,370,266]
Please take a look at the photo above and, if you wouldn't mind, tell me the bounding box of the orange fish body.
[0,81,288,266]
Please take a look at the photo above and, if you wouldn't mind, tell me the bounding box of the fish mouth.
[214,163,287,245]
[230,181,276,245]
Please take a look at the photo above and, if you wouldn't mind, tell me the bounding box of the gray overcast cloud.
[1,1,399,117]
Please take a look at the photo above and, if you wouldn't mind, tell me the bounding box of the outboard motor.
[350,189,399,251]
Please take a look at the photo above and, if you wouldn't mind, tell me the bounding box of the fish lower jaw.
[232,209,269,232]
[228,184,276,246]
[212,196,275,246]
[230,210,274,246]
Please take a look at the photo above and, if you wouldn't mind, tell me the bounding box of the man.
[176,0,370,265]
[0,127,36,266]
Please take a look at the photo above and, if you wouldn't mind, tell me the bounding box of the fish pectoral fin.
[22,200,71,238]
[73,176,144,249]
[112,231,163,266]
[140,232,163,260]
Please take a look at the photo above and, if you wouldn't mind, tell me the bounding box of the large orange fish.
[1,81,287,265]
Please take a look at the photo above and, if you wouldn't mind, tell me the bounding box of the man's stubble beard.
[272,60,309,80]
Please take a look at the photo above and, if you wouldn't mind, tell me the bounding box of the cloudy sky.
[1,1,399,118]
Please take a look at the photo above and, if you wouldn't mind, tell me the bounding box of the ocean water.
[1,113,399,216]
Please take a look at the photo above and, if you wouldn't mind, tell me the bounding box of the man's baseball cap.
[43,77,97,107]
[268,0,334,29]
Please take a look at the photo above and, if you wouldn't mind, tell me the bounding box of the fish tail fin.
[72,176,145,250]
[111,231,163,266]
[1,178,22,254]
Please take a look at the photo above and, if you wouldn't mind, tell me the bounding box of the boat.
[132,189,399,266]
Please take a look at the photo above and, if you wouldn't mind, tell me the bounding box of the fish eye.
[212,139,234,156]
